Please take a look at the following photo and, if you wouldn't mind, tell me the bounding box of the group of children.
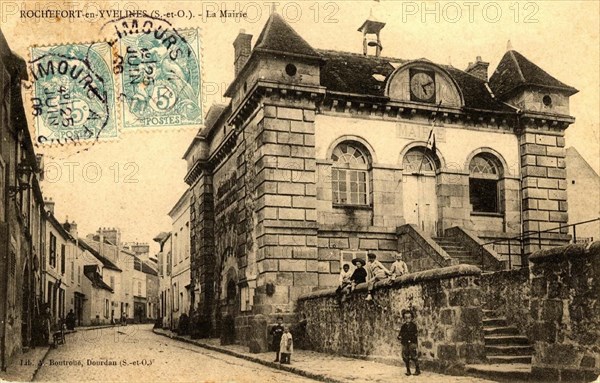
[269,311,421,376]
[337,251,409,302]
[270,316,293,364]
[268,252,421,375]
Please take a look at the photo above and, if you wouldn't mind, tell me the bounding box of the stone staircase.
[482,309,533,364]
[465,309,533,381]
[433,236,480,266]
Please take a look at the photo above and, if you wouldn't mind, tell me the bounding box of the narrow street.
[33,325,315,383]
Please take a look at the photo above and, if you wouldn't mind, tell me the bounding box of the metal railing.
[479,217,600,271]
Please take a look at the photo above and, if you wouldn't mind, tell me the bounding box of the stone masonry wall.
[296,265,486,371]
[397,224,454,272]
[519,128,570,254]
[480,268,531,340]
[528,242,600,382]
[252,99,319,316]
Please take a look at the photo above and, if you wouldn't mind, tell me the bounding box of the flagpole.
[416,101,443,175]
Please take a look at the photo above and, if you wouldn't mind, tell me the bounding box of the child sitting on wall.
[365,253,391,301]
[336,263,353,303]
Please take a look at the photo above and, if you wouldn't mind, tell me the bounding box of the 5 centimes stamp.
[29,43,118,145]
[115,23,202,129]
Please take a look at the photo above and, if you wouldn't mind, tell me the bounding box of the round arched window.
[469,153,503,213]
[331,142,371,205]
[402,147,437,173]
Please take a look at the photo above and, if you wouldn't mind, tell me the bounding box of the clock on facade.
[410,69,436,103]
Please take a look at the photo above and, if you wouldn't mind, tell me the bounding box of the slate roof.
[254,13,321,59]
[134,256,158,276]
[83,265,113,292]
[317,50,514,112]
[78,239,122,272]
[489,50,578,98]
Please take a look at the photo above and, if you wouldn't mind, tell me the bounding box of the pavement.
[32,324,316,382]
[0,323,116,382]
[154,328,500,383]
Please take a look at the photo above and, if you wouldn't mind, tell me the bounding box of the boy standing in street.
[398,310,421,376]
[279,326,293,364]
[271,316,284,362]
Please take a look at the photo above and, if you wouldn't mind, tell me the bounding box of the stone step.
[465,363,532,381]
[445,250,471,256]
[483,326,520,336]
[485,335,531,345]
[486,355,533,364]
[485,345,534,356]
[483,317,508,327]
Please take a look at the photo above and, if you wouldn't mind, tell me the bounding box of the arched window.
[469,153,503,213]
[226,280,236,305]
[331,142,371,205]
[402,147,438,172]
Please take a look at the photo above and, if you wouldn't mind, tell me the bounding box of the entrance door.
[402,147,439,236]
[403,174,438,235]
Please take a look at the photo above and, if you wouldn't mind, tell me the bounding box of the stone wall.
[528,242,600,382]
[480,268,531,339]
[296,265,485,371]
[397,224,454,272]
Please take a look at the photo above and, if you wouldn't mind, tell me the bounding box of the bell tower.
[358,6,386,57]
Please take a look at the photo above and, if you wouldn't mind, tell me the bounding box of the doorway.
[402,147,439,236]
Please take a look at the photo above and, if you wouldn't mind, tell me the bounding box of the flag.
[426,129,436,154]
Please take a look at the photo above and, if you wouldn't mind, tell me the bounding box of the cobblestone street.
[29,324,502,383]
[33,325,314,382]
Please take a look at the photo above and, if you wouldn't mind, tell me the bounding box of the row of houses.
[0,30,159,369]
[154,190,192,330]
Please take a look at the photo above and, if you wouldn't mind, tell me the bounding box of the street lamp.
[8,162,34,198]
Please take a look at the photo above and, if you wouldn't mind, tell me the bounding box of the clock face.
[410,71,436,102]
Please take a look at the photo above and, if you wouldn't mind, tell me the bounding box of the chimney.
[64,220,78,239]
[233,29,252,77]
[465,56,489,81]
[45,197,55,215]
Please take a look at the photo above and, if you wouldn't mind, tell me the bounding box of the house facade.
[0,30,46,367]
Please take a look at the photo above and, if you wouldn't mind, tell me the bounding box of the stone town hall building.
[183,13,578,339]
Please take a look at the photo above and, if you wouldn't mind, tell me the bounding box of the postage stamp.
[117,27,203,129]
[29,42,118,145]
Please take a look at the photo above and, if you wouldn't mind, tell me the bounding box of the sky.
[1,0,598,253]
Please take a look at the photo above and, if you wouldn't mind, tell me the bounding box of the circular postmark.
[103,16,202,129]
[29,43,116,145]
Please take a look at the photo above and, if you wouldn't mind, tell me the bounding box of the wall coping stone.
[298,264,481,300]
[529,241,600,263]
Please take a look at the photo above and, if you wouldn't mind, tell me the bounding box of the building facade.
[0,30,46,368]
[165,190,192,330]
[565,147,600,242]
[184,14,580,341]
[154,232,172,328]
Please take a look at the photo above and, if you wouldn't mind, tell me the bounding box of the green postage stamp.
[119,28,202,129]
[29,27,203,144]
[30,43,118,144]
